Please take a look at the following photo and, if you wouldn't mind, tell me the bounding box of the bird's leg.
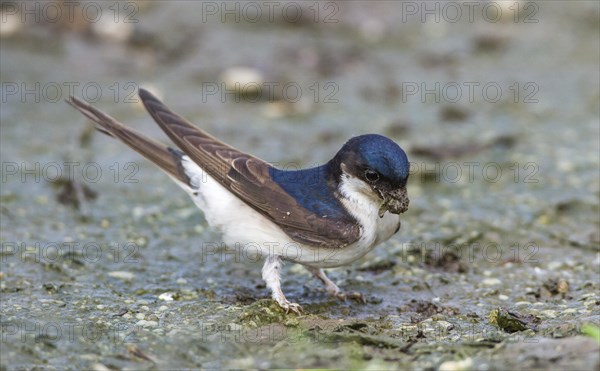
[306,267,366,303]
[262,255,303,314]
[306,266,342,296]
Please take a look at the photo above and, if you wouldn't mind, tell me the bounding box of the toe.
[334,292,347,301]
[276,299,303,314]
[347,291,366,303]
[285,303,302,314]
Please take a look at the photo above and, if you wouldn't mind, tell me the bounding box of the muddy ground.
[1,1,599,370]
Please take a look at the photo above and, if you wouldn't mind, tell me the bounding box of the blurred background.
[1,1,599,369]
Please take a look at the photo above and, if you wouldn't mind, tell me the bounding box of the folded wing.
[138,89,360,248]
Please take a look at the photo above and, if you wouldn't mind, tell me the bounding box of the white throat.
[337,172,402,250]
[337,173,383,245]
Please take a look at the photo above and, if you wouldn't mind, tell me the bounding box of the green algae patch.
[488,307,541,333]
[238,299,301,327]
[582,324,600,345]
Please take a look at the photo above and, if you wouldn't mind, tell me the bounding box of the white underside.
[177,156,401,268]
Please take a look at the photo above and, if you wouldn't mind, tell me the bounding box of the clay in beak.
[378,187,409,218]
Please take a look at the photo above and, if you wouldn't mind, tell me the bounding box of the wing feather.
[138,89,360,248]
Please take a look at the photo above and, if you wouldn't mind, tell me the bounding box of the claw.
[276,299,303,314]
[334,291,347,301]
[347,291,366,304]
[333,290,366,304]
[286,302,304,314]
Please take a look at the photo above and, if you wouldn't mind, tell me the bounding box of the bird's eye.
[364,169,379,182]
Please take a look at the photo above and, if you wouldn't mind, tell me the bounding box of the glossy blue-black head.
[330,134,410,214]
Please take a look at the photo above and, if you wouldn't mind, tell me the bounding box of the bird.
[67,89,410,314]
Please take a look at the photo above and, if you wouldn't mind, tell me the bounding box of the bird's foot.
[307,267,367,305]
[332,290,366,303]
[275,298,304,314]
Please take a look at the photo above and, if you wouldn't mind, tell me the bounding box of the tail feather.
[67,96,190,186]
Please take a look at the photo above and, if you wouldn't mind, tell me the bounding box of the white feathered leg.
[262,255,303,314]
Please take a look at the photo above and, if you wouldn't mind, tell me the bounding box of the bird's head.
[330,134,410,217]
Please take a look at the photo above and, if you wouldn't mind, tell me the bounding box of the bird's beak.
[378,187,409,217]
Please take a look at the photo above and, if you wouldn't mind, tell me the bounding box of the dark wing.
[67,96,190,186]
[138,89,360,248]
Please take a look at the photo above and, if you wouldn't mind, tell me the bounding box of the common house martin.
[68,89,410,313]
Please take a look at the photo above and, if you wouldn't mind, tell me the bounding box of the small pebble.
[482,278,502,286]
[548,261,562,270]
[0,8,23,37]
[91,363,111,371]
[438,358,473,371]
[515,301,531,306]
[136,320,158,328]
[221,67,264,93]
[159,292,175,301]
[91,14,135,43]
[539,310,557,318]
[108,271,134,281]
